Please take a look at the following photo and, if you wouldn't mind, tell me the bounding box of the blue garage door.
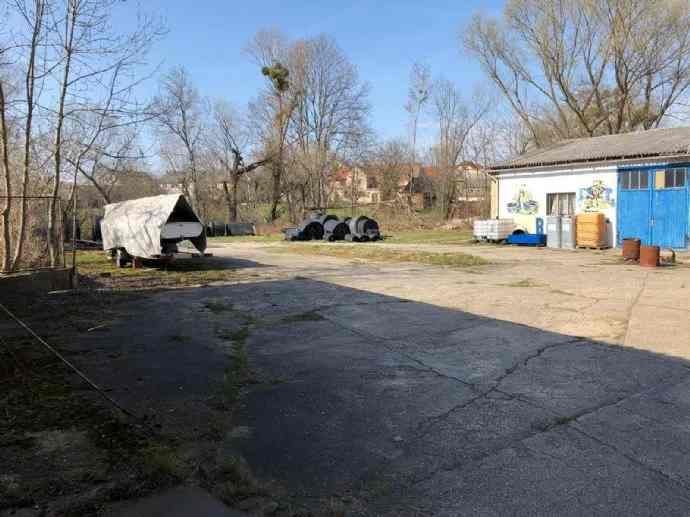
[618,167,688,248]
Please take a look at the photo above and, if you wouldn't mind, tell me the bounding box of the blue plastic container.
[506,232,547,247]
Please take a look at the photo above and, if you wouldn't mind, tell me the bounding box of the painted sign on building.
[578,179,615,212]
[506,185,538,215]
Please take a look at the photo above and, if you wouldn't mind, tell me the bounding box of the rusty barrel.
[622,238,641,261]
[639,245,660,267]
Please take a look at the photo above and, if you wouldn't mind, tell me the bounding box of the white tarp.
[101,194,206,259]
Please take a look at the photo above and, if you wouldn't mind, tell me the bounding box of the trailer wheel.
[115,248,130,268]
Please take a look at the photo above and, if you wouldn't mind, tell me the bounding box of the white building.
[490,128,690,249]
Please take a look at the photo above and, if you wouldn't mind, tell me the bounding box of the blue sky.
[120,0,504,141]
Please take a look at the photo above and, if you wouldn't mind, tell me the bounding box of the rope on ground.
[0,301,140,421]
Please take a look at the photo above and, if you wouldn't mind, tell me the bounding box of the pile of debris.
[284,214,381,242]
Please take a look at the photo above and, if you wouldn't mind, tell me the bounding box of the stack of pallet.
[576,213,607,249]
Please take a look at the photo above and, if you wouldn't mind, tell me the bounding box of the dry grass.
[210,229,476,247]
[382,228,474,245]
[501,278,545,288]
[208,234,283,244]
[73,250,245,289]
[272,243,488,268]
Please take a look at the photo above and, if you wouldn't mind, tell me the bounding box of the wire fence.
[0,196,65,273]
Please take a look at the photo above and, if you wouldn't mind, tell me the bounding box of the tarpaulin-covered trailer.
[101,194,206,265]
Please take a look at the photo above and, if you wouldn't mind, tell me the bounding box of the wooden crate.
[576,213,607,248]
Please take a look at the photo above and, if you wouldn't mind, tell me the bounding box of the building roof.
[492,126,690,172]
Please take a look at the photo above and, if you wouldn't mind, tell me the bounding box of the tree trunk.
[0,81,11,273]
[231,173,240,221]
[12,2,43,270]
[48,4,76,267]
[269,164,281,222]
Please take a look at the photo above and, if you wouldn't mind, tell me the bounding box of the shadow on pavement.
[217,278,690,516]
[2,276,690,516]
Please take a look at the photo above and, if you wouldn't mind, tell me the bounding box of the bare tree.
[404,62,432,199]
[0,0,161,271]
[464,0,690,148]
[65,127,143,204]
[209,100,268,222]
[0,74,10,272]
[246,29,302,222]
[373,139,409,201]
[9,0,46,270]
[290,35,370,211]
[430,79,490,218]
[44,0,162,265]
[153,66,206,212]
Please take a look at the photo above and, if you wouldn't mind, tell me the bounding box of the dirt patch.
[0,289,187,514]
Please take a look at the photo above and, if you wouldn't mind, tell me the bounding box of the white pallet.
[473,219,515,240]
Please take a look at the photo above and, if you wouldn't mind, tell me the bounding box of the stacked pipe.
[345,215,381,242]
[284,216,324,241]
[284,213,380,242]
[323,219,350,241]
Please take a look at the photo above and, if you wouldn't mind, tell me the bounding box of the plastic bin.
[561,216,576,249]
[546,216,562,248]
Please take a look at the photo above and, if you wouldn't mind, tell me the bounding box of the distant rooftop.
[492,127,690,171]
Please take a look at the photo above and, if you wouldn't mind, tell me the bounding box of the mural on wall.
[506,184,538,215]
[578,179,615,212]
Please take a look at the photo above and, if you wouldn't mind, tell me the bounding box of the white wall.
[497,165,618,246]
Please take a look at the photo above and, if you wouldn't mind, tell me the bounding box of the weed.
[281,310,325,323]
[209,234,283,244]
[502,278,544,288]
[217,456,265,502]
[382,228,474,245]
[272,244,488,268]
[73,250,244,289]
[140,443,186,480]
[218,322,252,405]
[204,300,233,313]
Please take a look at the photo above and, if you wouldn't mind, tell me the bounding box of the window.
[620,170,649,190]
[547,192,575,215]
[664,168,687,189]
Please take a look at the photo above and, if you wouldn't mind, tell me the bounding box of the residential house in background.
[399,161,492,214]
[331,166,381,206]
[400,165,437,210]
[158,173,188,196]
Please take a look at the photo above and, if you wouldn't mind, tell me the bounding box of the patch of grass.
[209,234,283,244]
[217,316,254,406]
[281,310,325,323]
[74,250,245,289]
[502,278,545,288]
[204,299,233,313]
[550,289,574,296]
[272,244,488,268]
[216,455,267,504]
[382,228,474,245]
[139,443,186,480]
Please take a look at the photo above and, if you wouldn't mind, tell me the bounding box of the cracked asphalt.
[67,242,690,515]
[209,242,690,515]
